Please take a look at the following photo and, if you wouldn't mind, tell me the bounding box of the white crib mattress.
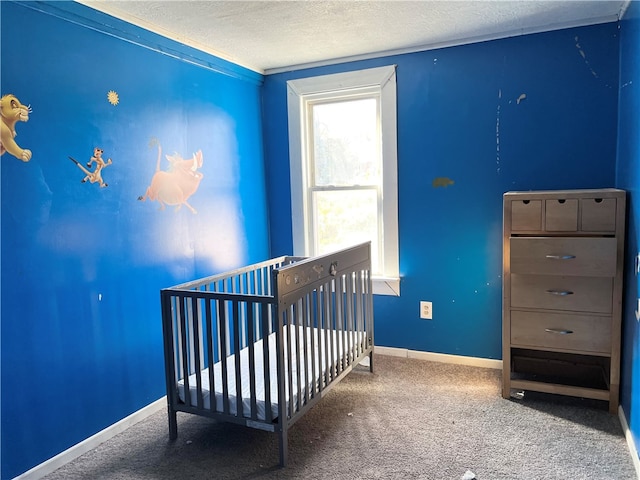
[177,325,365,421]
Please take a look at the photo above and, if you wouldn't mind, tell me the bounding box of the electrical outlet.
[420,301,432,320]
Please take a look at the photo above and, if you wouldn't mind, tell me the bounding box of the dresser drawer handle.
[545,328,574,335]
[545,289,574,296]
[545,254,576,260]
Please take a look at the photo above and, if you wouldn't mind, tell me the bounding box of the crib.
[161,242,374,466]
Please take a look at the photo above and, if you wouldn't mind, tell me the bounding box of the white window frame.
[286,65,400,296]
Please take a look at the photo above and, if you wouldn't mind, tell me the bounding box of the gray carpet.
[42,355,636,480]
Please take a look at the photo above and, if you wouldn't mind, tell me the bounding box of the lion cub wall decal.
[138,142,204,214]
[1,94,32,162]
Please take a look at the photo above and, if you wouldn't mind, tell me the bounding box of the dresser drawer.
[511,311,611,354]
[511,275,613,314]
[545,198,578,231]
[581,197,617,232]
[510,237,617,277]
[511,199,542,231]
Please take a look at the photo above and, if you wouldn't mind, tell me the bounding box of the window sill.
[373,277,400,296]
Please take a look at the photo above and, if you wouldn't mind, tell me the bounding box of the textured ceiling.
[78,1,629,74]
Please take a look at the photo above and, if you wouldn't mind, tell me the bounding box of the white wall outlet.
[420,301,432,320]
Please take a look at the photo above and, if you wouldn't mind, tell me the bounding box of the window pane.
[312,98,380,187]
[312,189,380,272]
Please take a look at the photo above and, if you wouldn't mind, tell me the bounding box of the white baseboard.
[619,405,640,480]
[14,397,166,480]
[374,345,503,370]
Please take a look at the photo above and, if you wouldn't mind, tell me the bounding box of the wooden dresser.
[502,189,626,413]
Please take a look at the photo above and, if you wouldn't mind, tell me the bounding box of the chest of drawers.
[502,189,625,413]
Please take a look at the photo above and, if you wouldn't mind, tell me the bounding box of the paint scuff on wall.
[575,35,611,89]
[574,36,599,78]
[432,177,454,188]
[496,89,501,174]
[495,90,527,175]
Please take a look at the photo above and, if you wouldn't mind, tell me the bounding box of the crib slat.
[356,270,364,356]
[344,273,357,365]
[267,266,275,335]
[218,300,230,415]
[308,292,317,399]
[294,300,302,412]
[327,281,337,376]
[275,307,287,427]
[190,297,204,410]
[323,285,332,384]
[341,273,353,370]
[161,292,178,440]
[353,274,359,359]
[335,275,349,376]
[178,296,192,408]
[233,301,243,418]
[367,269,375,372]
[247,303,258,420]
[172,296,183,385]
[325,282,333,380]
[285,307,294,418]
[205,298,216,413]
[315,289,325,393]
[338,276,344,364]
[262,302,272,423]
[301,294,310,405]
[353,272,364,357]
[240,274,247,347]
[344,274,351,363]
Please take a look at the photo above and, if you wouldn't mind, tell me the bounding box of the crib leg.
[278,429,288,467]
[168,407,178,441]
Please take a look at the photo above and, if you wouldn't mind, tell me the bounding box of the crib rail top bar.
[159,290,276,305]
[274,242,372,304]
[167,255,299,291]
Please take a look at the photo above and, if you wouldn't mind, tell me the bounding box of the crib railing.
[161,242,374,466]
[162,256,297,433]
[273,244,374,428]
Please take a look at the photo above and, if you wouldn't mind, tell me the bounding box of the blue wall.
[1,2,270,478]
[263,23,620,359]
[1,2,630,478]
[617,0,640,461]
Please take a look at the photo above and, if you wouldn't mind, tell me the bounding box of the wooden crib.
[160,242,374,466]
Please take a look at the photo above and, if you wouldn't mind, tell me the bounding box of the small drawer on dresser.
[581,197,617,232]
[545,198,578,231]
[510,237,617,277]
[511,199,542,231]
[511,274,613,314]
[511,311,611,354]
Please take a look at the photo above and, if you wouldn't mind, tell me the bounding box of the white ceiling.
[78,1,630,74]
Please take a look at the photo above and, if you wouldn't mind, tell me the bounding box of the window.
[287,65,399,295]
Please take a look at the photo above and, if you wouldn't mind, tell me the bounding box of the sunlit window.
[310,97,382,268]
[287,66,399,295]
